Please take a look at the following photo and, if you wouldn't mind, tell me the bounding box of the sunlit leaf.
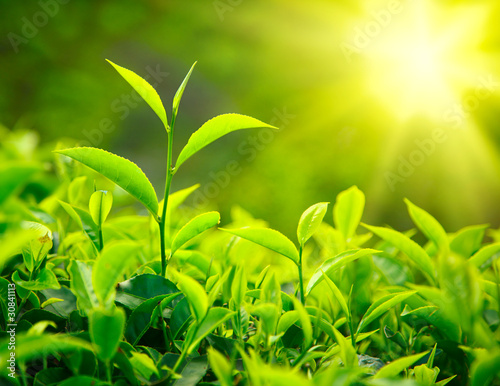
[89,306,126,362]
[297,202,329,247]
[373,351,429,379]
[171,211,220,256]
[363,224,435,283]
[173,62,196,119]
[89,190,113,227]
[107,59,168,128]
[176,272,208,321]
[175,114,277,169]
[219,227,299,264]
[55,147,158,217]
[333,186,365,241]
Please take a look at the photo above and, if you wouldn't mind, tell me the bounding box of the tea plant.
[0,61,499,385]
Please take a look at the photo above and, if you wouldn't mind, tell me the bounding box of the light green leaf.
[92,241,141,308]
[130,351,160,379]
[12,269,60,291]
[55,147,158,217]
[59,200,99,254]
[333,186,365,241]
[332,326,358,368]
[373,351,429,379]
[208,348,233,386]
[68,260,99,314]
[277,311,299,335]
[171,211,220,256]
[363,224,435,283]
[175,114,277,169]
[450,224,488,258]
[41,298,64,309]
[307,249,379,295]
[322,271,349,320]
[469,242,500,268]
[357,290,417,333]
[107,59,168,128]
[187,307,235,353]
[297,202,329,247]
[405,199,448,253]
[89,306,126,362]
[219,227,299,264]
[89,190,113,227]
[173,62,196,119]
[176,272,209,321]
[231,265,247,307]
[292,297,313,349]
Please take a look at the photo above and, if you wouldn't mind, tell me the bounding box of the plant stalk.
[159,114,176,277]
[298,245,305,305]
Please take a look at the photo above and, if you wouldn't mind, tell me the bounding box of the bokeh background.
[2,0,500,237]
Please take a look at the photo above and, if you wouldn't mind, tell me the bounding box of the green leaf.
[231,265,247,307]
[450,224,488,258]
[187,307,235,353]
[333,186,365,241]
[173,355,208,386]
[219,227,299,264]
[307,249,379,295]
[322,271,349,320]
[373,351,429,379]
[357,290,417,333]
[176,272,208,321]
[277,311,300,335]
[12,269,60,291]
[59,201,99,254]
[55,147,158,217]
[89,306,126,362]
[363,224,435,283]
[175,114,277,169]
[332,326,358,368]
[171,211,220,256]
[405,199,448,253]
[208,348,232,386]
[297,202,329,247]
[92,241,141,308]
[68,260,99,314]
[41,298,64,309]
[89,190,113,227]
[470,351,500,386]
[292,297,313,349]
[106,59,168,128]
[125,293,181,345]
[0,333,92,369]
[469,242,500,268]
[172,62,196,119]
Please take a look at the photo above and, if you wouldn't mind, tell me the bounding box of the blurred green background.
[2,0,500,237]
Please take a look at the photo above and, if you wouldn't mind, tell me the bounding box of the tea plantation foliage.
[1,62,500,386]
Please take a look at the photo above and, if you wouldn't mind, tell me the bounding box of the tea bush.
[0,62,499,385]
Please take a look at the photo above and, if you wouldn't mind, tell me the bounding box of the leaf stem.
[160,115,176,277]
[298,245,305,305]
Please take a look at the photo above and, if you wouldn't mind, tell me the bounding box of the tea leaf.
[68,260,99,314]
[373,351,429,379]
[297,202,329,247]
[92,241,141,308]
[187,307,235,353]
[175,114,277,169]
[357,290,417,333]
[171,211,220,256]
[450,224,489,258]
[107,59,168,128]
[173,62,196,119]
[89,190,113,227]
[219,227,299,264]
[322,271,349,320]
[55,147,158,217]
[208,348,233,386]
[405,199,448,253]
[363,224,435,283]
[469,242,500,268]
[334,186,365,241]
[307,249,379,295]
[59,200,99,254]
[177,272,209,321]
[89,306,126,362]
